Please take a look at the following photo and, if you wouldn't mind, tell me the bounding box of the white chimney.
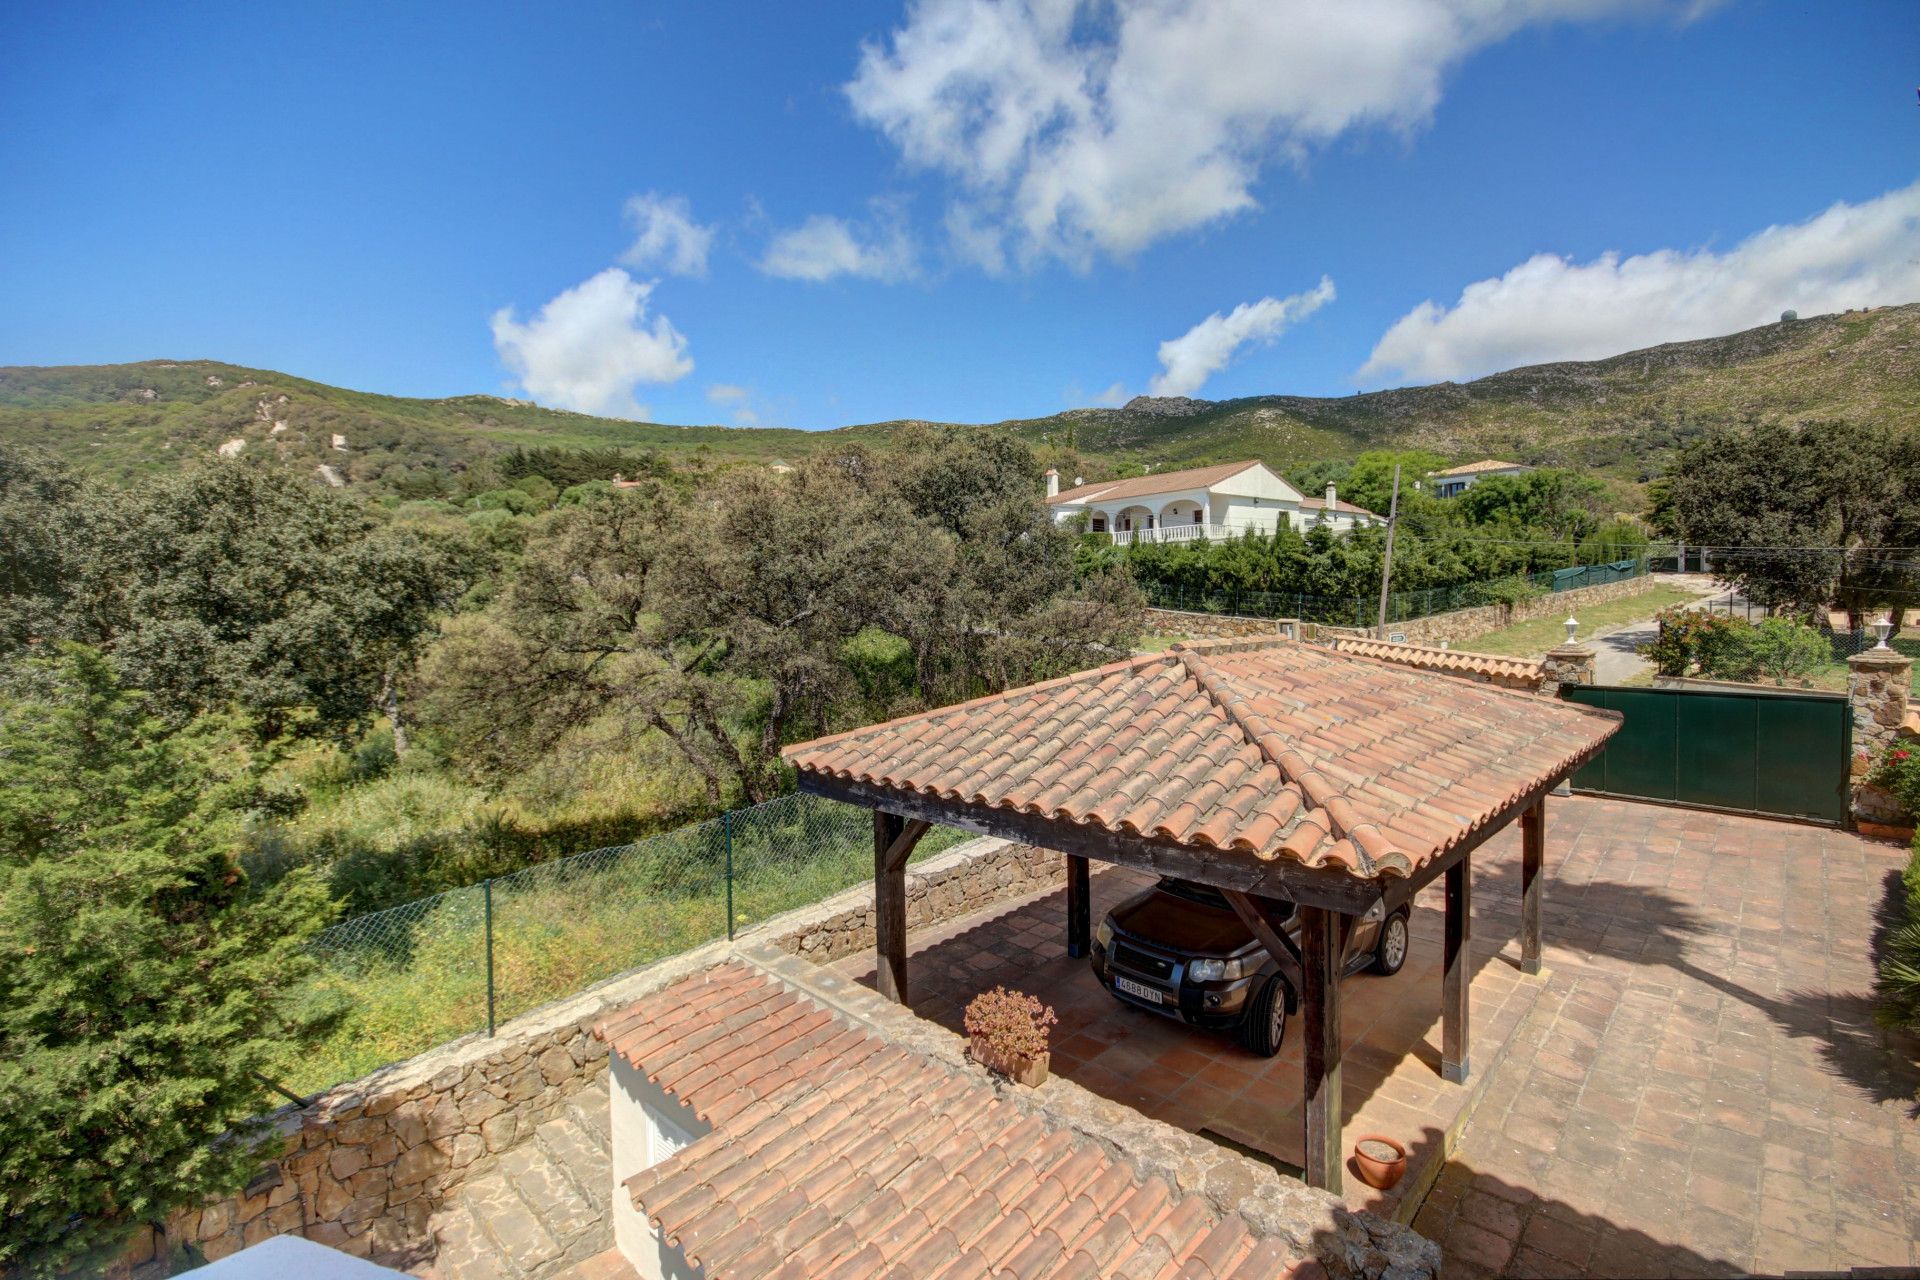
[1325,481,1337,509]
[1045,467,1060,497]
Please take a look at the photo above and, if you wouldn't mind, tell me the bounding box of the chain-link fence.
[291,792,966,1094]
[1141,558,1648,627]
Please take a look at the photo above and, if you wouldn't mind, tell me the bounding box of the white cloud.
[758,206,918,283]
[847,0,1695,271]
[490,268,693,420]
[706,382,763,426]
[1092,381,1128,407]
[620,192,714,277]
[1149,278,1336,397]
[1359,181,1920,385]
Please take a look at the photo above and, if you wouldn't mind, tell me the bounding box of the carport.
[785,637,1621,1193]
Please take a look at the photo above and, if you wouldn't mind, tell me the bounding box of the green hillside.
[5,302,1917,492]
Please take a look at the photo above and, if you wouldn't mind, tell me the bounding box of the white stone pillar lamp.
[1564,616,1579,644]
[1873,616,1893,649]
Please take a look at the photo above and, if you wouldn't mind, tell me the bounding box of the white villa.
[1044,459,1382,545]
[1427,458,1532,498]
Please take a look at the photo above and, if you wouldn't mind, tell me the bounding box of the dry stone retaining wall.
[1143,607,1291,639]
[139,836,1053,1270]
[769,836,1061,964]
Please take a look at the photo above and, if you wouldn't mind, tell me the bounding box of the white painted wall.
[611,1055,710,1280]
[1217,497,1287,535]
[1211,464,1304,504]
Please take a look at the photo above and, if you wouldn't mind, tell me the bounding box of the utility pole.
[1375,463,1402,640]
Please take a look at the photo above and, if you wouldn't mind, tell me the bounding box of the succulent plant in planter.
[963,986,1058,1086]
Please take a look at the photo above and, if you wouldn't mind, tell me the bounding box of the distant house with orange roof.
[1426,459,1532,499]
[1043,460,1381,544]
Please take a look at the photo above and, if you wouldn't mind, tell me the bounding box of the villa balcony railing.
[1108,523,1237,547]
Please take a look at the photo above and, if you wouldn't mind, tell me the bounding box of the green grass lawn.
[1135,633,1188,653]
[1457,585,1704,657]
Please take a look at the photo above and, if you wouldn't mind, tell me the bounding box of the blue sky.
[2,0,1915,429]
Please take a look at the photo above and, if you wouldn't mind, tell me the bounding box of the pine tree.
[0,648,340,1277]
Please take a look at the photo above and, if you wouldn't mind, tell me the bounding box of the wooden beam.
[800,772,1384,915]
[1065,854,1091,958]
[1221,890,1304,998]
[873,810,917,1005]
[1300,905,1344,1193]
[1441,851,1472,1084]
[881,818,932,875]
[1520,795,1545,976]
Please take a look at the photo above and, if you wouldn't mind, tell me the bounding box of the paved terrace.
[832,796,1920,1278]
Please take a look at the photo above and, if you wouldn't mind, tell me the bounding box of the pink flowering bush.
[1870,744,1920,819]
[963,986,1057,1060]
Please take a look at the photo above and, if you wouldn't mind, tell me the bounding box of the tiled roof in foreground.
[1322,637,1544,689]
[787,637,1619,880]
[597,962,1313,1280]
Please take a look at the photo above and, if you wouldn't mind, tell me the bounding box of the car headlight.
[1095,919,1114,948]
[1188,955,1258,982]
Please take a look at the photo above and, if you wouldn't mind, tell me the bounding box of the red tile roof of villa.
[1430,459,1530,477]
[1322,637,1544,689]
[1298,495,1380,517]
[786,637,1619,881]
[596,962,1316,1280]
[1045,461,1261,506]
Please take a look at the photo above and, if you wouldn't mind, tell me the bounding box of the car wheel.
[1236,975,1289,1058]
[1370,910,1410,976]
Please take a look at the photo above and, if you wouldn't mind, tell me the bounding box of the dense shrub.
[1869,743,1920,819]
[1873,837,1920,1034]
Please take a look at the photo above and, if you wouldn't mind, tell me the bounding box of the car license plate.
[1115,975,1164,1004]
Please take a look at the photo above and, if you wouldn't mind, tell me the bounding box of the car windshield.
[1156,878,1296,919]
[1156,878,1230,908]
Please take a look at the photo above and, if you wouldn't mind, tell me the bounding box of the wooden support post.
[1065,854,1091,958]
[1520,796,1545,976]
[874,810,909,1005]
[1442,852,1472,1083]
[1300,905,1343,1194]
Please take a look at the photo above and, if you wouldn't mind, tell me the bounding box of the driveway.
[1582,579,1731,685]
[1587,621,1659,685]
[834,797,1919,1277]
[1412,800,1919,1278]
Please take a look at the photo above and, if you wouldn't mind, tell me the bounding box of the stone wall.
[1375,574,1658,649]
[136,836,1054,1270]
[767,835,1062,964]
[1142,574,1658,650]
[132,939,735,1270]
[1143,607,1292,640]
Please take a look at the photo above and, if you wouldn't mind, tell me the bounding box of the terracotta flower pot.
[1353,1134,1407,1190]
[969,1034,1050,1086]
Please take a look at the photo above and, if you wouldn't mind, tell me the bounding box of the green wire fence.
[294,792,966,1093]
[1139,558,1648,627]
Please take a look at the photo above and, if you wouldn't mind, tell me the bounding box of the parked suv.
[1090,877,1411,1056]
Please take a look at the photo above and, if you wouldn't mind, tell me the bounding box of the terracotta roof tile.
[1046,460,1262,507]
[786,636,1619,883]
[597,962,1299,1279]
[1323,636,1544,689]
[1298,495,1380,517]
[1431,458,1530,477]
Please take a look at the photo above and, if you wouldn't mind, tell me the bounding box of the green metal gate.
[1564,685,1851,825]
